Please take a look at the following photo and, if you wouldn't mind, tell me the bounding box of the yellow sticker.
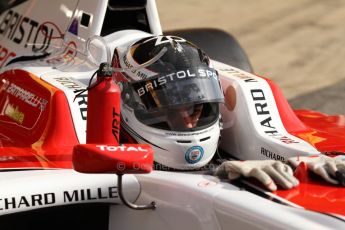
[4,103,24,124]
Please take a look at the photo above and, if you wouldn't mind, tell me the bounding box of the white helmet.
[114,35,224,170]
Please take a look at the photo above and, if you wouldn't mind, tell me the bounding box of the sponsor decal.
[250,88,298,144]
[5,82,48,111]
[46,41,77,65]
[0,186,117,211]
[4,103,24,124]
[135,68,218,97]
[112,107,120,143]
[219,68,258,82]
[0,44,16,67]
[54,77,87,120]
[143,35,187,47]
[122,54,154,80]
[0,10,58,53]
[54,77,84,89]
[63,186,117,202]
[0,193,55,211]
[96,145,148,152]
[261,147,286,162]
[165,126,214,136]
[72,89,87,120]
[185,146,204,164]
[219,68,300,145]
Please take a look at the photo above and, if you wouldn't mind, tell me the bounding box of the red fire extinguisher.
[86,63,121,145]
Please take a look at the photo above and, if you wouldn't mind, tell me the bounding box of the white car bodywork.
[0,0,343,229]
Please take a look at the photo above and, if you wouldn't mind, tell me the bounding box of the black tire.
[165,28,253,73]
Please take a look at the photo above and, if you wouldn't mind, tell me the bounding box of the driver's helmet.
[114,35,224,170]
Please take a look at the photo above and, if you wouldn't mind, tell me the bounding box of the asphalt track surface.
[157,0,345,115]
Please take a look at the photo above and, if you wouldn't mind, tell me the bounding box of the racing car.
[0,0,345,229]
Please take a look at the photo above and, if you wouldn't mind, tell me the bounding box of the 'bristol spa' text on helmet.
[114,35,224,170]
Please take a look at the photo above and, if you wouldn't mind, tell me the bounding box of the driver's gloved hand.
[288,155,345,186]
[214,160,299,191]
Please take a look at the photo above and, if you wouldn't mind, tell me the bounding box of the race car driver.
[112,35,345,191]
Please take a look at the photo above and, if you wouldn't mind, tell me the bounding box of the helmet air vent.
[176,140,192,144]
[200,136,211,142]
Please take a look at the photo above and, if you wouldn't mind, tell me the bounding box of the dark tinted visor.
[130,67,224,111]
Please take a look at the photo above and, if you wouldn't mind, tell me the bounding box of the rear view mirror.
[73,144,153,174]
[72,144,155,210]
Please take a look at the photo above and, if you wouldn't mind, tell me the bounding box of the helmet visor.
[130,67,224,110]
[126,67,224,131]
[134,102,220,132]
